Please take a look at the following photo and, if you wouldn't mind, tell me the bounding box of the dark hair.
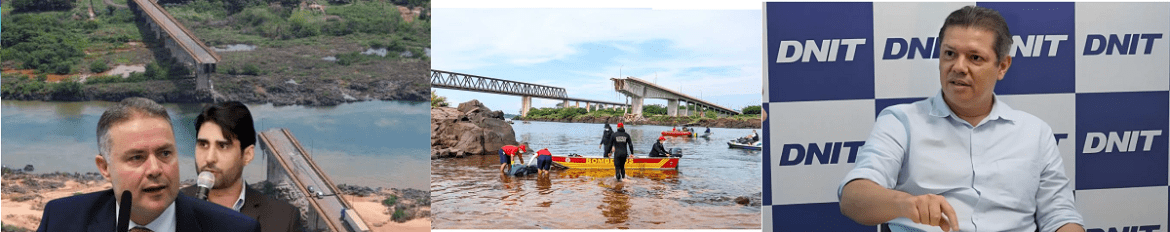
[938,5,1012,62]
[195,101,256,150]
[97,97,172,158]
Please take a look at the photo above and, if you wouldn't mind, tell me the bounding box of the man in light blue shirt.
[838,6,1084,232]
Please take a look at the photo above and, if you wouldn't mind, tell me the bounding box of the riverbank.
[518,115,761,129]
[0,58,429,107]
[1,0,431,107]
[0,166,429,231]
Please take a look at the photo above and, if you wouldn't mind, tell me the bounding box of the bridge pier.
[631,96,644,118]
[667,99,679,117]
[521,96,532,117]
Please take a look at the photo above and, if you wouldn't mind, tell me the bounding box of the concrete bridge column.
[521,96,532,117]
[562,99,570,109]
[631,96,644,118]
[667,99,679,117]
[684,102,690,117]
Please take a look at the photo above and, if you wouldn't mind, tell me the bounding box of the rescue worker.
[648,136,672,158]
[599,123,614,158]
[610,123,635,181]
[499,142,528,174]
[535,148,553,176]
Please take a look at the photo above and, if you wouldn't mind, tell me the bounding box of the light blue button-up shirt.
[839,91,1083,232]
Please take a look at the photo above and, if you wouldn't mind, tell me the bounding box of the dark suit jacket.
[180,185,302,232]
[37,189,261,232]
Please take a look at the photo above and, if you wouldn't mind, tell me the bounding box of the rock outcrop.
[431,100,518,159]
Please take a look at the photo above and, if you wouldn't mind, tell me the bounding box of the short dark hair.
[938,5,1012,62]
[97,97,172,157]
[195,101,256,150]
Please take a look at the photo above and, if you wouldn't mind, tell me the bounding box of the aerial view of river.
[431,121,762,229]
[1,100,430,190]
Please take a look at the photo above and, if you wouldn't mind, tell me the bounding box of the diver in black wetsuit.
[599,123,614,158]
[610,123,634,181]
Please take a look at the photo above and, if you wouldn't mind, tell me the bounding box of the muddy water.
[432,121,762,229]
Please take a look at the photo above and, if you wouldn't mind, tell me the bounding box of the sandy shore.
[2,178,111,230]
[347,193,431,232]
[2,174,429,231]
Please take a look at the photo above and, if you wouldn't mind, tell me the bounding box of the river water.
[431,121,762,229]
[1,100,430,190]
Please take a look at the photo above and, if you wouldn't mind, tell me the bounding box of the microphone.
[196,171,215,201]
[117,190,131,232]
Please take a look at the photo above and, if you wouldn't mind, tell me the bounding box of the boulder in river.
[432,100,518,159]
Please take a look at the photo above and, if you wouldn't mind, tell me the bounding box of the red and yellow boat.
[661,131,695,137]
[551,155,680,169]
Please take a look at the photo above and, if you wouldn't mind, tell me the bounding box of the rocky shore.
[0,165,427,232]
[430,100,518,159]
[519,115,762,129]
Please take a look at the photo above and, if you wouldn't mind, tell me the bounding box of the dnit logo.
[778,141,865,166]
[1012,35,1069,57]
[881,37,939,60]
[1087,225,1161,232]
[1083,33,1164,55]
[1083,130,1164,154]
[775,39,867,63]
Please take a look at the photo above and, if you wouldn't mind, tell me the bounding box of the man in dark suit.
[37,97,260,232]
[180,101,302,232]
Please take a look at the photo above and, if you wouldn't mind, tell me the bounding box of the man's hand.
[841,179,960,232]
[897,194,958,232]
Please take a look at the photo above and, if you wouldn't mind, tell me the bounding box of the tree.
[742,105,762,115]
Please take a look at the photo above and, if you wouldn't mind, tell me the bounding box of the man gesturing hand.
[899,194,958,232]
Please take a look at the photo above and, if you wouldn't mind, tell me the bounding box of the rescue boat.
[551,155,680,169]
[661,131,695,137]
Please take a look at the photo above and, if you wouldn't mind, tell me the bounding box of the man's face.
[95,114,179,223]
[938,26,1011,109]
[195,122,253,190]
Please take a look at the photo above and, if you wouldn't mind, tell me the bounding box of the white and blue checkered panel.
[763,2,1170,231]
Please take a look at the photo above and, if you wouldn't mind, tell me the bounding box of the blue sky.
[432,5,763,115]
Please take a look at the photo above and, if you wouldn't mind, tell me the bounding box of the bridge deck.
[616,77,740,114]
[259,128,367,232]
[432,70,629,106]
[131,0,219,64]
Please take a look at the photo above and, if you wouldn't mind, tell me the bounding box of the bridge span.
[431,70,630,117]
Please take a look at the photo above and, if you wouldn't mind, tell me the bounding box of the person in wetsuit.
[610,123,635,181]
[648,136,672,158]
[599,123,614,158]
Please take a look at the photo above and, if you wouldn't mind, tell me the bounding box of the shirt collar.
[929,91,1014,124]
[233,181,247,211]
[116,199,177,232]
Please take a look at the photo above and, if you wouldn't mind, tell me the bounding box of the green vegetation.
[242,64,263,76]
[431,92,449,107]
[2,13,87,74]
[391,205,409,222]
[0,74,85,97]
[381,195,398,207]
[2,2,142,75]
[741,105,761,115]
[9,0,73,12]
[90,61,111,73]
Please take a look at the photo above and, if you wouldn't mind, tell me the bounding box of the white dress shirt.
[839,91,1083,232]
